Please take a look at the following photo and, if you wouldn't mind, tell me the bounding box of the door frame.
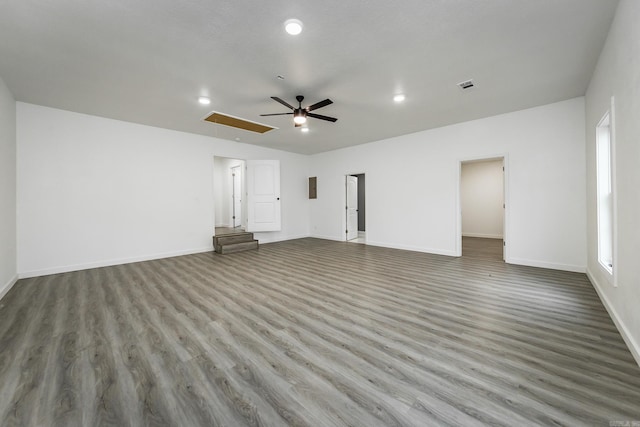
[456,154,509,260]
[213,156,246,231]
[344,172,366,242]
[230,165,242,228]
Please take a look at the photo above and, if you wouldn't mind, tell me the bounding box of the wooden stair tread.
[213,232,259,254]
[216,240,259,254]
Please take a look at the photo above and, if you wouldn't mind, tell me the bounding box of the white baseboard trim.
[309,235,459,257]
[0,274,19,301]
[462,233,503,239]
[366,240,458,257]
[507,257,585,273]
[309,234,345,242]
[18,247,213,279]
[257,233,311,244]
[587,269,640,368]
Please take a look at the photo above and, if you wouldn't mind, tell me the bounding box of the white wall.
[17,103,310,277]
[461,159,504,239]
[0,75,17,299]
[585,0,640,365]
[310,98,587,272]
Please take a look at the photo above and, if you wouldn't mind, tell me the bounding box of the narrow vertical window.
[596,110,614,276]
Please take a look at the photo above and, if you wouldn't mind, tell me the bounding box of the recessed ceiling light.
[284,19,303,35]
[393,94,406,103]
[198,96,211,105]
[301,127,309,133]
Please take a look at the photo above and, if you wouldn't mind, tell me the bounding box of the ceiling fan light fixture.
[284,19,303,35]
[293,113,307,125]
[260,95,337,127]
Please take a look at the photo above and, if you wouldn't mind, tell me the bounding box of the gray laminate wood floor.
[462,237,503,261]
[1,238,639,426]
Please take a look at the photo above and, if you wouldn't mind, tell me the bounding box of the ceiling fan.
[260,95,337,127]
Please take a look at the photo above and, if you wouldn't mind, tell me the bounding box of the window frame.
[595,97,616,285]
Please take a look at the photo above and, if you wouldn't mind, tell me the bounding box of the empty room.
[1,1,639,426]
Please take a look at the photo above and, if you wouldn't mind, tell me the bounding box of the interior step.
[216,240,259,254]
[213,232,259,254]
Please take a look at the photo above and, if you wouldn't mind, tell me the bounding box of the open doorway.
[459,157,505,260]
[346,173,366,243]
[213,157,282,236]
[214,156,246,234]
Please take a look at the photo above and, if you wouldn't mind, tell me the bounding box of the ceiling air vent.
[457,79,475,90]
[204,112,277,134]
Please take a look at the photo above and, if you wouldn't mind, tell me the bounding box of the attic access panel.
[204,112,277,134]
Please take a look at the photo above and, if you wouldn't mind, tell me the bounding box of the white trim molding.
[309,234,347,242]
[587,268,640,367]
[366,240,458,257]
[462,233,504,239]
[18,247,213,279]
[0,274,19,302]
[507,257,585,273]
[257,233,311,244]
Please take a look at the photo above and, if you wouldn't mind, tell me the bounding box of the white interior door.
[346,176,358,240]
[246,160,281,232]
[231,166,242,228]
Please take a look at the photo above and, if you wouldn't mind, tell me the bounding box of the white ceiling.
[0,0,618,154]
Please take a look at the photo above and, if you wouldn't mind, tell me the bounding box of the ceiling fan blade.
[271,96,295,110]
[306,98,333,112]
[260,112,294,116]
[307,112,338,122]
